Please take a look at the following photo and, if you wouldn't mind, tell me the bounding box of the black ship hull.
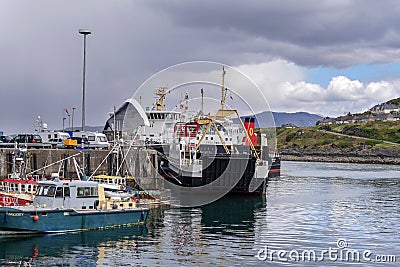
[151,144,280,195]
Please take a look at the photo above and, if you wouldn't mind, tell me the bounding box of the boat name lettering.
[8,213,24,216]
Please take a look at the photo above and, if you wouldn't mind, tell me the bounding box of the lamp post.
[79,29,91,132]
[63,117,66,131]
[72,107,76,132]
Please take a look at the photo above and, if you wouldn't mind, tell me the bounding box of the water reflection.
[0,224,147,266]
[201,195,265,237]
[1,161,399,266]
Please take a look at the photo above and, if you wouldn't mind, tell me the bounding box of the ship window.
[77,187,98,197]
[37,185,56,196]
[55,187,63,198]
[211,137,214,140]
[47,186,56,197]
[64,187,70,197]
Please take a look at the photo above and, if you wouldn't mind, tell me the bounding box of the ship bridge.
[104,98,149,139]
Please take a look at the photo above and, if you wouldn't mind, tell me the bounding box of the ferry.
[104,68,280,195]
[0,179,148,233]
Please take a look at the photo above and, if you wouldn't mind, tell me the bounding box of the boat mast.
[201,88,204,116]
[221,66,227,110]
[155,87,167,111]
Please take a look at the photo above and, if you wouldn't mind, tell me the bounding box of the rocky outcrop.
[280,147,400,164]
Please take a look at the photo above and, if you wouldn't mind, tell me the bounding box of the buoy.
[33,215,39,221]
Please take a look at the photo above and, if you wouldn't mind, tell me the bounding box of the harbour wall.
[0,147,162,180]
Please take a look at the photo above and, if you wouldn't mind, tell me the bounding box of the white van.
[37,131,71,148]
[72,131,110,149]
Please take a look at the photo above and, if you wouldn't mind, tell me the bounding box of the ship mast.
[201,88,204,116]
[221,66,227,110]
[155,87,167,111]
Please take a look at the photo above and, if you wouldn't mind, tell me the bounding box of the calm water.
[1,161,399,266]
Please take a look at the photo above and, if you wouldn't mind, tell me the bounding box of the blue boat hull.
[0,207,148,233]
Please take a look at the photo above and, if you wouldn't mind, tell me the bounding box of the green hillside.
[276,121,400,150]
[387,97,400,107]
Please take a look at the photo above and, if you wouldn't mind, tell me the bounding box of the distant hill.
[248,111,324,128]
[272,112,324,127]
[64,126,104,132]
[386,97,400,107]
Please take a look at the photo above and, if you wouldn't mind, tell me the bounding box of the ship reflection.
[201,195,266,237]
[0,224,147,265]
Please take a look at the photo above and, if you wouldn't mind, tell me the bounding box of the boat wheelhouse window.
[55,187,63,198]
[77,186,98,197]
[64,187,70,197]
[37,185,56,196]
[10,183,18,191]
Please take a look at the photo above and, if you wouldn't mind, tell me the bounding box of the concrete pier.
[0,147,164,186]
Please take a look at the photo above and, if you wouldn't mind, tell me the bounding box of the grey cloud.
[150,0,400,67]
[1,0,400,134]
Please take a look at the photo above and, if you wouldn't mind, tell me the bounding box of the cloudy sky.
[2,0,400,134]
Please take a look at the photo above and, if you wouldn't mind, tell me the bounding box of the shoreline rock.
[280,148,400,164]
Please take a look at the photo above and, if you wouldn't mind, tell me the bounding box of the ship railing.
[180,158,202,166]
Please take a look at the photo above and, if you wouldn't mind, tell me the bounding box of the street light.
[63,117,66,131]
[79,29,91,132]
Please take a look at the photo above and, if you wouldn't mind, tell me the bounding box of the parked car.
[13,134,43,143]
[0,135,12,143]
[12,134,50,148]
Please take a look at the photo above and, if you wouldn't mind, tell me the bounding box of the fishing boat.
[0,150,40,207]
[0,179,148,233]
[0,175,38,206]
